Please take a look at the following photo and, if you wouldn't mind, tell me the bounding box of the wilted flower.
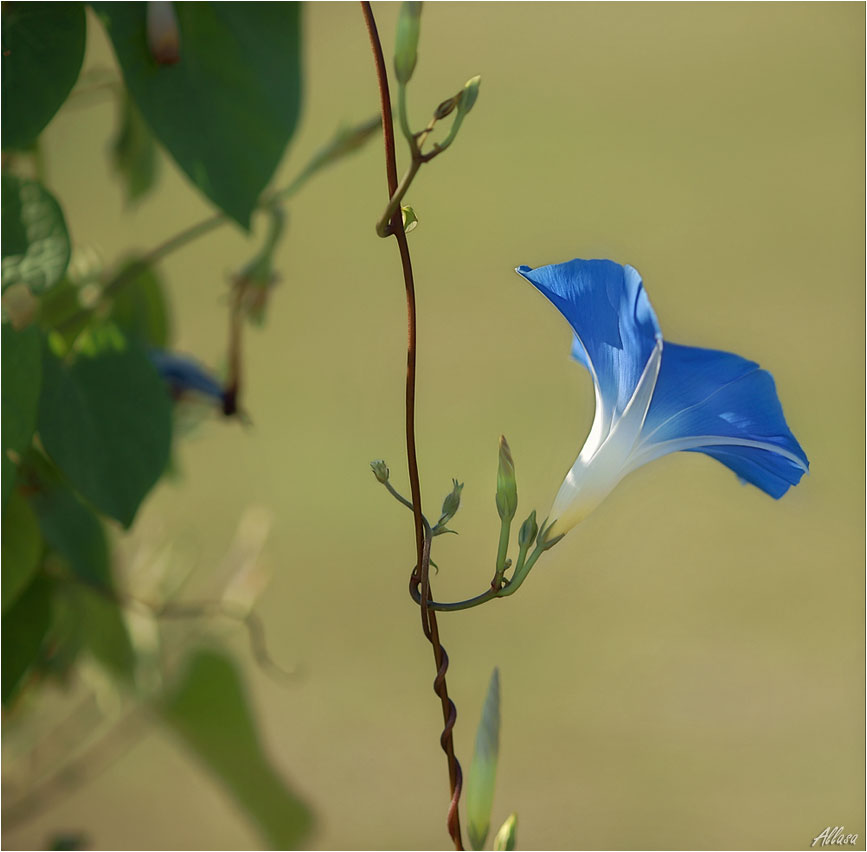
[517,259,808,535]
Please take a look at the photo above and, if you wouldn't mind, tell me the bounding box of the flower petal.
[516,260,661,431]
[631,342,808,496]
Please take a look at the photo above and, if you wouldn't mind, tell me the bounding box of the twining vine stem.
[360,3,464,849]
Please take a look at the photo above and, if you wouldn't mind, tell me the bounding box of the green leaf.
[108,259,170,347]
[1,3,87,150]
[76,585,136,681]
[493,814,517,852]
[466,667,501,851]
[38,343,172,527]
[27,454,135,680]
[162,649,313,849]
[1,324,43,512]
[401,205,419,234]
[1,175,71,295]
[2,491,42,613]
[111,92,159,204]
[2,574,53,705]
[30,461,110,588]
[97,3,303,228]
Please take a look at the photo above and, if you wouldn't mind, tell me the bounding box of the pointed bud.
[495,435,517,522]
[147,2,181,65]
[457,75,481,117]
[438,479,463,525]
[434,94,459,120]
[493,814,517,852]
[370,459,390,484]
[517,510,538,551]
[393,2,422,85]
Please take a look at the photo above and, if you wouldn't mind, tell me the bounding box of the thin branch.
[360,3,464,849]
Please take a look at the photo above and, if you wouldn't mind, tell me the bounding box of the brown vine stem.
[360,3,463,849]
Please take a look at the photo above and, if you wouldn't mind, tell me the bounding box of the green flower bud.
[517,510,538,551]
[457,75,481,117]
[439,479,463,524]
[394,2,422,85]
[495,435,517,522]
[493,814,517,852]
[370,459,389,484]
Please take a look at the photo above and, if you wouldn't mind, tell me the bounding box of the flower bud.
[147,2,181,65]
[370,459,390,484]
[438,478,463,526]
[457,75,481,117]
[517,510,538,551]
[493,814,517,852]
[495,435,517,522]
[393,2,422,85]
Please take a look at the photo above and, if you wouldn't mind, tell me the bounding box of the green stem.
[375,159,421,237]
[493,516,512,587]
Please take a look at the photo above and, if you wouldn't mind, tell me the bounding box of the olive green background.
[5,3,864,849]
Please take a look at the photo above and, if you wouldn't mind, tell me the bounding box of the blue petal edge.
[637,342,809,497]
[516,260,661,426]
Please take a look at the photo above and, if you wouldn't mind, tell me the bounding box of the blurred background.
[4,3,864,849]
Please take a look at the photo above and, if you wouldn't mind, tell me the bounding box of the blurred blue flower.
[517,259,808,535]
[148,348,225,404]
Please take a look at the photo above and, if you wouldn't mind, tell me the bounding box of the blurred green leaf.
[37,278,91,349]
[2,491,42,613]
[28,452,135,680]
[29,457,110,588]
[1,324,43,512]
[493,813,517,851]
[466,667,501,851]
[2,574,52,705]
[273,116,381,200]
[1,175,71,295]
[109,259,170,347]
[38,343,172,527]
[97,3,303,229]
[1,3,87,150]
[75,585,136,681]
[162,649,313,850]
[111,92,159,204]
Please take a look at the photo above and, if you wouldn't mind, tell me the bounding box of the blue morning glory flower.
[516,259,808,535]
[148,349,225,403]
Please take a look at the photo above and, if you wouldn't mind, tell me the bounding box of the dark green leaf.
[109,259,170,347]
[38,343,172,527]
[97,3,303,228]
[1,3,87,150]
[467,667,501,851]
[162,649,313,849]
[75,585,136,681]
[37,278,90,349]
[27,454,135,680]
[2,574,52,704]
[1,323,43,512]
[1,175,71,295]
[111,92,159,204]
[2,491,42,612]
[30,462,110,588]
